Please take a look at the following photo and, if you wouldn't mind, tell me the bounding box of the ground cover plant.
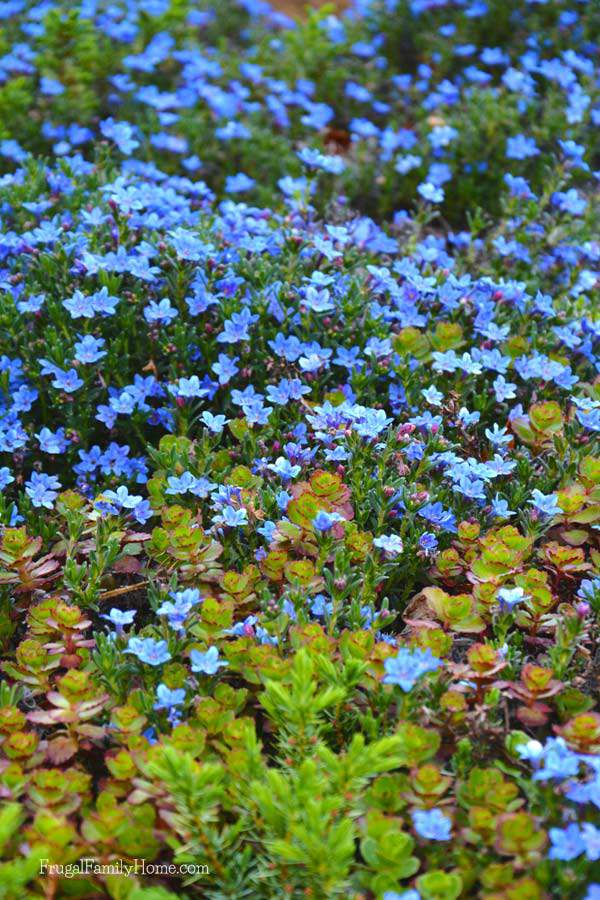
[0,0,598,896]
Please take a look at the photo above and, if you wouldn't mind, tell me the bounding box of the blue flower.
[312,511,344,532]
[154,684,186,711]
[518,736,581,782]
[582,823,600,861]
[190,646,228,675]
[506,134,539,159]
[493,376,517,402]
[417,181,444,203]
[200,411,229,433]
[35,427,68,454]
[268,457,301,482]
[490,495,515,519]
[553,188,587,216]
[225,173,255,193]
[170,588,202,607]
[419,532,438,553]
[211,354,239,385]
[418,502,456,532]
[373,534,404,556]
[310,594,333,618]
[452,474,486,501]
[396,154,422,175]
[485,424,512,447]
[100,608,136,633]
[504,173,536,200]
[25,472,61,509]
[212,506,248,528]
[412,808,452,840]
[126,637,171,666]
[144,298,178,325]
[382,647,441,691]
[218,309,259,344]
[142,727,158,746]
[169,376,210,400]
[457,408,480,427]
[529,490,562,517]
[497,586,527,611]
[74,334,106,364]
[421,385,443,406]
[276,490,291,511]
[100,118,139,155]
[156,594,196,632]
[297,147,345,174]
[50,368,84,393]
[548,823,585,861]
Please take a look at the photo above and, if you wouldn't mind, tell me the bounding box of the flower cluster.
[0,0,597,897]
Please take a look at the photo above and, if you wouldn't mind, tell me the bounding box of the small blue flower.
[497,586,528,611]
[548,823,585,861]
[312,510,344,532]
[100,118,139,154]
[506,134,539,160]
[583,823,600,861]
[310,594,333,618]
[0,467,13,490]
[201,411,229,433]
[100,608,136,633]
[156,596,195,633]
[417,181,444,203]
[25,471,61,509]
[421,385,444,406]
[485,424,512,447]
[154,684,186,711]
[268,456,301,481]
[36,427,69,454]
[419,532,438,553]
[144,298,178,325]
[190,646,228,675]
[383,647,441,691]
[518,736,581,781]
[170,588,203,607]
[74,334,106,364]
[142,727,158,746]
[225,172,255,193]
[373,534,403,556]
[529,489,562,517]
[490,494,515,519]
[126,637,171,666]
[212,506,248,528]
[412,808,452,840]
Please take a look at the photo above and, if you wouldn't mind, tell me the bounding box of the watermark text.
[39,858,209,879]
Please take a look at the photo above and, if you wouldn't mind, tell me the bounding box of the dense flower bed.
[0,0,598,897]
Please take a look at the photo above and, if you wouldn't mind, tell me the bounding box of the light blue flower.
[154,684,186,711]
[190,646,228,675]
[126,637,171,666]
[412,808,452,840]
[548,823,585,861]
[373,534,403,556]
[529,489,562,517]
[497,586,528,611]
[382,647,441,691]
[312,510,344,532]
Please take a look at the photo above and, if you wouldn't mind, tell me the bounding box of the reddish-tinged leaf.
[113,556,142,574]
[46,735,78,764]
